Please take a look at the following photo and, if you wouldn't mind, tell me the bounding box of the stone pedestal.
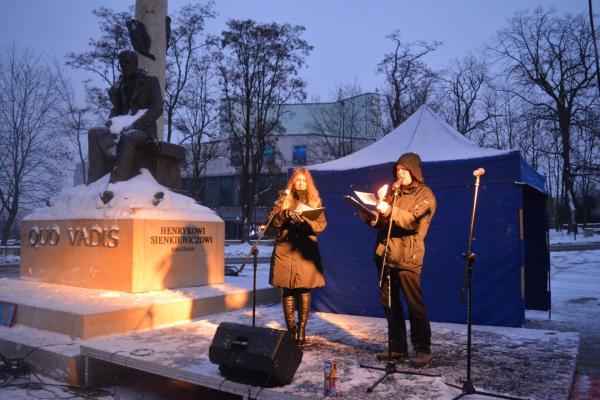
[20,218,224,293]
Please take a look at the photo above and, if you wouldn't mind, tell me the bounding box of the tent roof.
[309,105,510,171]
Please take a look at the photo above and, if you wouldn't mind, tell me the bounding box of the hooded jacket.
[369,153,436,271]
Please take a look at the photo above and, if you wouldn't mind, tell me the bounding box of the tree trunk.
[1,197,18,245]
[558,114,577,234]
[239,169,250,242]
[166,108,173,143]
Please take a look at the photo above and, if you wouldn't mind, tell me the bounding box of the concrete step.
[0,265,278,340]
[0,324,83,385]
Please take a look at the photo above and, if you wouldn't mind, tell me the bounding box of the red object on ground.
[569,374,600,399]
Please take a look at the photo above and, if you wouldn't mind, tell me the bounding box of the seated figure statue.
[87,50,163,203]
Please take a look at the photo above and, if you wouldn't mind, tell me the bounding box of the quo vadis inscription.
[150,226,213,252]
[28,224,119,248]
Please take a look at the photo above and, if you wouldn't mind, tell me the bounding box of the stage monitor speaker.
[209,322,303,386]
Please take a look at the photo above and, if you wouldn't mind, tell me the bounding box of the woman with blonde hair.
[267,167,326,346]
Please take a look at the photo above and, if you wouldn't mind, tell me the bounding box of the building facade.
[186,92,382,239]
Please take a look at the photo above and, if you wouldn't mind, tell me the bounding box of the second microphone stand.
[445,170,527,400]
[360,187,439,393]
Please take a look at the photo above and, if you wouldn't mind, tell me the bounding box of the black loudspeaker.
[208,322,303,386]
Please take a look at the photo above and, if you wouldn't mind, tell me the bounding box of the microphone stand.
[446,171,527,400]
[360,186,439,393]
[232,192,285,327]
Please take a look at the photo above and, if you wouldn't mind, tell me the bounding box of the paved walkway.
[525,248,600,400]
[550,242,600,252]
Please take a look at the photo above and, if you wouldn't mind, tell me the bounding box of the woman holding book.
[267,167,327,346]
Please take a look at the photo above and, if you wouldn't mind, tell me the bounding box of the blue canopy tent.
[308,106,549,327]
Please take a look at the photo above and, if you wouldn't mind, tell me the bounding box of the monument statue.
[87,50,163,203]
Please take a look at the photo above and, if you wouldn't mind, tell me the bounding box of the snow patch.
[109,109,147,134]
[23,169,221,222]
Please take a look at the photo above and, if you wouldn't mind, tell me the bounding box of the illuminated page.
[354,191,378,206]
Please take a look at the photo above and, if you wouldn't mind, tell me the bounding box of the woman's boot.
[282,290,297,340]
[296,289,311,346]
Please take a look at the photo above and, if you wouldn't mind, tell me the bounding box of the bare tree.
[480,81,551,168]
[65,7,132,118]
[438,54,496,136]
[0,46,64,244]
[216,19,312,241]
[571,108,600,223]
[307,83,380,161]
[377,32,442,131]
[54,62,91,184]
[164,2,216,143]
[176,55,220,199]
[490,8,598,232]
[476,86,516,149]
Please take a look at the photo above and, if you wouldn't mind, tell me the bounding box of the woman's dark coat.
[268,198,327,289]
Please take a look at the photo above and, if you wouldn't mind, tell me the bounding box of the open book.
[353,191,379,206]
[343,189,384,221]
[344,195,377,219]
[294,203,325,220]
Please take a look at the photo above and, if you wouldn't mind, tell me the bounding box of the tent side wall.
[522,185,551,310]
[311,152,546,327]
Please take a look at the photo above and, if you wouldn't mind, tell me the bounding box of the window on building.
[225,221,242,240]
[229,147,241,167]
[292,145,307,166]
[201,178,219,208]
[219,176,236,207]
[263,145,274,163]
[255,173,287,206]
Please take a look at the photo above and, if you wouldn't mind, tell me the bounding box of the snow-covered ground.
[0,228,598,399]
[548,228,600,244]
[223,241,274,258]
[74,304,577,400]
[0,253,18,265]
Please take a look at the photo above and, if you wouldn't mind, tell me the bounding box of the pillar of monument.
[135,0,167,141]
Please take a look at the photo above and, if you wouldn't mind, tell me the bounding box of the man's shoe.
[376,351,406,362]
[411,352,432,368]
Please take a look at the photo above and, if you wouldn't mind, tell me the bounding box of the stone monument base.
[0,275,279,384]
[20,218,224,293]
[19,169,225,293]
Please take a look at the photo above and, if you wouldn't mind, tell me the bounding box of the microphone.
[473,168,486,177]
[391,180,403,194]
[274,189,289,206]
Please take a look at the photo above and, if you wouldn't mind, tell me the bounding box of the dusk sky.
[0,0,589,101]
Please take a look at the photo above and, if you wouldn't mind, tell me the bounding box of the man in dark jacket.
[364,152,436,368]
[87,50,163,200]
